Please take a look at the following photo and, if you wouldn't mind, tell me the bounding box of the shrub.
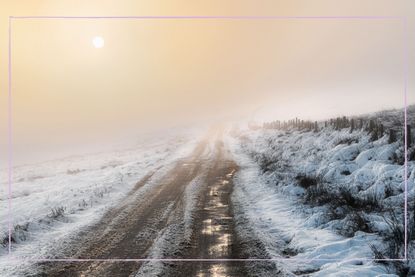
[371,244,410,276]
[381,209,405,259]
[369,244,386,262]
[335,137,359,146]
[338,188,358,207]
[339,211,373,237]
[335,188,382,213]
[2,223,30,247]
[296,175,318,189]
[67,169,81,175]
[370,208,413,276]
[409,147,415,161]
[384,185,394,198]
[340,170,351,175]
[49,206,66,219]
[258,155,275,172]
[303,184,333,205]
[359,192,382,212]
[388,129,397,144]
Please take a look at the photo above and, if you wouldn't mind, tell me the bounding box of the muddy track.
[34,131,252,276]
[35,139,207,276]
[171,139,248,276]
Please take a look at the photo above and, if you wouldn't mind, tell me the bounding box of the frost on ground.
[0,127,203,275]
[226,106,415,276]
[134,173,206,277]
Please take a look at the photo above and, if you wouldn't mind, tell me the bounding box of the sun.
[92,36,104,48]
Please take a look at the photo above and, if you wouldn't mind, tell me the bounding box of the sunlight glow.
[92,36,104,48]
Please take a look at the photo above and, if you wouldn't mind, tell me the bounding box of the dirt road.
[35,129,252,276]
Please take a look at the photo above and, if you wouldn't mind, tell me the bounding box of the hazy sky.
[0,1,414,164]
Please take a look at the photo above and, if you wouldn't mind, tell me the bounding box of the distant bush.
[388,129,397,144]
[67,169,81,175]
[48,206,66,219]
[27,175,43,182]
[335,137,359,146]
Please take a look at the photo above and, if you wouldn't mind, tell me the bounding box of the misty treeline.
[259,115,414,160]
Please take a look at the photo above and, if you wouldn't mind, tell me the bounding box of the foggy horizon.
[2,101,412,167]
[1,1,414,166]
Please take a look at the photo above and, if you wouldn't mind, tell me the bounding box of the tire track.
[35,138,208,276]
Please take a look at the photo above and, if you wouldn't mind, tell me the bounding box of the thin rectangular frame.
[7,15,410,262]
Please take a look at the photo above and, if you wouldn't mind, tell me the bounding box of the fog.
[0,1,414,165]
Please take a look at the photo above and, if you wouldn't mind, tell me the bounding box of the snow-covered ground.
[226,107,415,276]
[0,127,203,274]
[1,110,413,276]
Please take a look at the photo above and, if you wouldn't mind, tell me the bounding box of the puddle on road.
[209,233,231,256]
[196,167,237,277]
[197,263,228,277]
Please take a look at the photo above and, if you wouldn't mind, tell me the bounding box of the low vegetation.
[240,106,415,275]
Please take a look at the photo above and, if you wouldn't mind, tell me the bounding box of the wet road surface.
[35,129,250,276]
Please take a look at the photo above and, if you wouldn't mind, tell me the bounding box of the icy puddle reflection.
[202,218,232,256]
[197,264,228,277]
[197,168,236,277]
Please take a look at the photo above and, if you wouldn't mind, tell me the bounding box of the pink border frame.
[7,15,409,262]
